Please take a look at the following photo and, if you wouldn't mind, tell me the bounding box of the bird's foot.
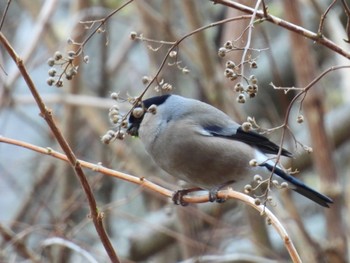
[172,187,202,206]
[209,180,236,203]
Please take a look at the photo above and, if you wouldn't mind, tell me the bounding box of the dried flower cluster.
[218,39,261,104]
[46,50,83,88]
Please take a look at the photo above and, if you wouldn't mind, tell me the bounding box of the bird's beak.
[126,122,139,137]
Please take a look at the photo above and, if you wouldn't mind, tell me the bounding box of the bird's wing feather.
[261,162,333,207]
[203,125,293,157]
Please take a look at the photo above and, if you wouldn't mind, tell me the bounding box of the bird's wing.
[202,124,293,157]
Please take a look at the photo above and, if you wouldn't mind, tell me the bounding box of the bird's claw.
[172,187,203,206]
[172,190,189,206]
[208,180,235,203]
[209,189,226,203]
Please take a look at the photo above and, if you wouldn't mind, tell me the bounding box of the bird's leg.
[172,187,203,206]
[209,180,236,203]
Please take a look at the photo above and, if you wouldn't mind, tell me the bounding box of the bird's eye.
[132,107,144,118]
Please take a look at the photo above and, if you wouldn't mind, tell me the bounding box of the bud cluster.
[46,50,81,88]
[218,39,261,104]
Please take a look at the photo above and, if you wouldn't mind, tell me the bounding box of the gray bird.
[127,94,333,207]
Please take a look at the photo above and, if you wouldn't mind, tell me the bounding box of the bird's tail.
[261,163,333,208]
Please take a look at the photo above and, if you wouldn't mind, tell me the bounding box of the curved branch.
[0,135,301,263]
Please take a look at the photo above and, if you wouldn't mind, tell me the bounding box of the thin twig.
[74,0,134,56]
[0,223,41,263]
[261,0,268,18]
[341,0,350,42]
[275,65,350,179]
[211,0,350,59]
[0,0,12,31]
[41,237,98,263]
[240,0,261,78]
[6,0,58,87]
[317,0,337,36]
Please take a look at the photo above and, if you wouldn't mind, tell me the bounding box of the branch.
[0,223,41,263]
[211,0,350,59]
[40,237,98,263]
[317,0,337,36]
[0,32,120,263]
[0,0,12,31]
[0,135,302,263]
[73,0,134,57]
[5,0,58,87]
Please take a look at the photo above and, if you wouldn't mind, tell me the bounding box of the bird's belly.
[151,136,269,191]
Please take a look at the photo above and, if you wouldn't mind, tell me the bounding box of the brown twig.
[73,0,134,57]
[0,223,41,263]
[211,0,350,59]
[0,135,302,263]
[261,0,268,18]
[341,0,350,42]
[0,0,12,31]
[317,0,337,37]
[0,32,120,263]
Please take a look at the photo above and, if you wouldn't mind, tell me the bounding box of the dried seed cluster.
[46,50,81,87]
[101,93,153,144]
[101,93,129,144]
[154,79,173,93]
[218,39,260,103]
[232,74,259,104]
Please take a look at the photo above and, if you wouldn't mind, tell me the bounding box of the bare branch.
[211,0,350,59]
[0,0,12,31]
[317,0,337,36]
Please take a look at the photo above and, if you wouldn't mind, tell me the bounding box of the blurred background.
[0,0,349,262]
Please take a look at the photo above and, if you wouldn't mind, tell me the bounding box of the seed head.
[218,47,226,57]
[132,107,144,118]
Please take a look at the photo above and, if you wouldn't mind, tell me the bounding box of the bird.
[127,94,333,208]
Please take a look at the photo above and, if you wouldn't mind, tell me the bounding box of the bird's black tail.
[261,163,333,208]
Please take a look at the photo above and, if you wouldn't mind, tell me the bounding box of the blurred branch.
[211,0,350,59]
[181,1,224,105]
[11,164,57,228]
[0,223,41,263]
[341,0,350,42]
[5,0,58,87]
[40,237,98,263]
[179,253,279,263]
[0,0,12,31]
[71,0,134,57]
[0,32,120,263]
[0,135,302,263]
[127,202,238,260]
[12,94,116,109]
[283,1,344,261]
